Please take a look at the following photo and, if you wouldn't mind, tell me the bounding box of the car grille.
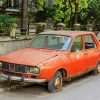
[1,62,27,73]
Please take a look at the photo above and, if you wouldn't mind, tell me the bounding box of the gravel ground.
[0,73,100,100]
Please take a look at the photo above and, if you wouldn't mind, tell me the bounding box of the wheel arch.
[57,68,68,80]
[97,60,100,64]
[96,60,100,67]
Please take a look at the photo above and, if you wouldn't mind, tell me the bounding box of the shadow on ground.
[0,71,95,96]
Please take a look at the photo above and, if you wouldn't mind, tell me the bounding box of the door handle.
[95,49,99,52]
[83,52,87,55]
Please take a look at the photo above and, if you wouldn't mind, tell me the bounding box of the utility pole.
[21,0,28,35]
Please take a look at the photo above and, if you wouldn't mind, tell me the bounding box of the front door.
[68,35,86,77]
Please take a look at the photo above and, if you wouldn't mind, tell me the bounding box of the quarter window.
[84,35,96,49]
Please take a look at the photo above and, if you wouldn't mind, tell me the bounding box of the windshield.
[31,34,72,50]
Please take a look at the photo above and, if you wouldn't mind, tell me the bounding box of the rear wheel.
[94,63,100,75]
[48,71,63,93]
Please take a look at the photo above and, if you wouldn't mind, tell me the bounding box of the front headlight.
[30,67,40,75]
[0,62,2,69]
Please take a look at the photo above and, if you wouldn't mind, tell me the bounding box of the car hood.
[0,48,62,66]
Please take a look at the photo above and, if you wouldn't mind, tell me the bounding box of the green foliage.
[34,0,99,29]
[36,0,88,26]
[37,0,46,10]
[78,0,88,11]
[79,0,100,30]
[0,14,17,35]
[0,14,16,27]
[54,0,64,7]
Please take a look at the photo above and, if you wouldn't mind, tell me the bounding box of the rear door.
[83,34,100,70]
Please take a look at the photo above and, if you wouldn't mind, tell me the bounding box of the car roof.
[39,30,94,37]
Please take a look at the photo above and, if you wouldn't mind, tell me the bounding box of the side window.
[84,35,96,49]
[71,36,83,52]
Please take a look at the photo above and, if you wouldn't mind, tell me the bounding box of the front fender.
[37,54,70,81]
[38,67,59,81]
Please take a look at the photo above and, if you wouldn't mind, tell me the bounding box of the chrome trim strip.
[0,74,47,83]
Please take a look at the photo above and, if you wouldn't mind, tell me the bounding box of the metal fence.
[0,25,99,38]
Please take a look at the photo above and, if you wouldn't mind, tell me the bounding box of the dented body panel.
[0,31,100,82]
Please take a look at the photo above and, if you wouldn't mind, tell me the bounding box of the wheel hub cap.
[55,77,61,89]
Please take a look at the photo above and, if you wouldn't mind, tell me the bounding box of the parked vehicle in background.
[0,31,100,93]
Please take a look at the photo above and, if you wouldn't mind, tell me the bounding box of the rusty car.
[0,31,100,93]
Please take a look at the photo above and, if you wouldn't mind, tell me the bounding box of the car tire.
[94,62,100,75]
[48,71,63,93]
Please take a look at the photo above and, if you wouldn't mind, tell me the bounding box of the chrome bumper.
[0,74,47,83]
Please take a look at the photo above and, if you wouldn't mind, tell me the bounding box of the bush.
[0,14,17,36]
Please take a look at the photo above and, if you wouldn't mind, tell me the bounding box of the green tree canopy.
[36,0,89,27]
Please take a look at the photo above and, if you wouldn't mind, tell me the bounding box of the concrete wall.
[0,39,32,55]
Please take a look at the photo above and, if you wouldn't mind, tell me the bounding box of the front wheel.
[48,71,63,93]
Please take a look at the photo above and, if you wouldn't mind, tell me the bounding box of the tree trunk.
[69,0,73,28]
[20,0,28,35]
[74,2,78,24]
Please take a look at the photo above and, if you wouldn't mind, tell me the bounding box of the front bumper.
[0,74,47,83]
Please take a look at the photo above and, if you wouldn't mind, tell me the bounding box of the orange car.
[0,31,100,93]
